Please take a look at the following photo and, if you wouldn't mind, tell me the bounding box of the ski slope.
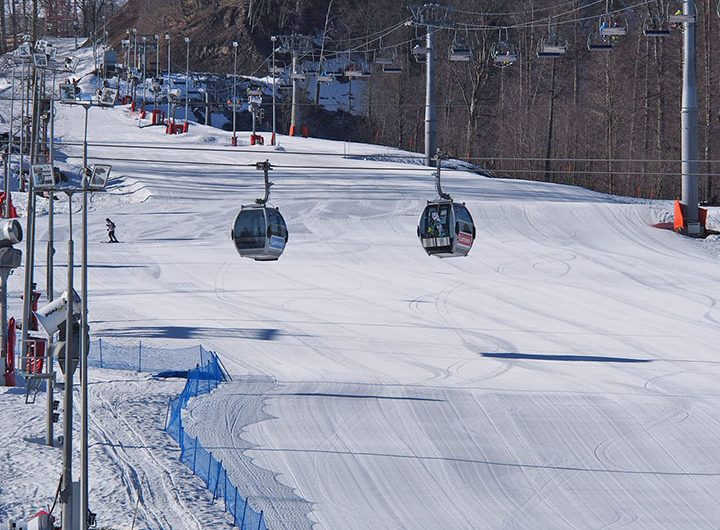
[2,39,720,529]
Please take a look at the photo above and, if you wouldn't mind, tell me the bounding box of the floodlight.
[165,34,170,40]
[33,53,48,67]
[86,165,111,191]
[16,43,32,59]
[232,41,238,48]
[98,88,117,107]
[64,56,79,72]
[184,37,190,43]
[59,82,77,102]
[31,164,56,190]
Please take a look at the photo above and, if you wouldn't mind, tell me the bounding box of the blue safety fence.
[166,349,268,530]
[87,338,202,372]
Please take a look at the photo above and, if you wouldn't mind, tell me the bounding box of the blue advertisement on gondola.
[269,235,286,250]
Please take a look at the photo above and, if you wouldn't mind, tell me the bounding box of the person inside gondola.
[430,211,447,237]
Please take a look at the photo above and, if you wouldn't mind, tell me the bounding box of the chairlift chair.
[598,13,628,37]
[643,16,671,37]
[374,48,396,65]
[667,2,696,23]
[448,32,473,62]
[231,162,288,261]
[448,46,473,62]
[382,65,403,74]
[290,69,307,81]
[317,71,334,83]
[344,63,364,78]
[587,31,614,51]
[268,65,285,76]
[417,152,476,258]
[411,42,431,64]
[537,31,568,58]
[491,29,518,67]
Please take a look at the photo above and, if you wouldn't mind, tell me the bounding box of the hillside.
[99,0,720,202]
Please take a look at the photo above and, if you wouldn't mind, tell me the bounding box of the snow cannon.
[0,219,22,247]
[34,289,81,337]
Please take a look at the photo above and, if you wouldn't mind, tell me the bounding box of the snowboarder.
[105,218,119,243]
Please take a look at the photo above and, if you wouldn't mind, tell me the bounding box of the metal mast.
[409,4,453,167]
[680,0,700,235]
[276,34,313,136]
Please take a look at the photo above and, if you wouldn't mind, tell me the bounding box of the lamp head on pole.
[184,37,190,44]
[232,41,238,48]
[165,34,170,41]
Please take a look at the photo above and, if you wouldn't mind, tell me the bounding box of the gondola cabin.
[232,204,288,261]
[418,200,475,258]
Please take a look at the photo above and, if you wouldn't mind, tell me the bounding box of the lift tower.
[275,34,313,136]
[408,4,453,167]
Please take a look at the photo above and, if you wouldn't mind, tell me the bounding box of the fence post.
[138,340,143,371]
[240,497,248,529]
[164,398,171,430]
[233,486,239,526]
[212,460,222,502]
[207,451,213,485]
[257,511,264,530]
[99,338,103,368]
[224,468,228,505]
[192,437,198,473]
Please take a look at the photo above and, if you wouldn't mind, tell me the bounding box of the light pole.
[154,35,160,111]
[271,36,277,146]
[232,41,238,146]
[184,37,190,129]
[57,79,113,527]
[680,0,700,235]
[132,28,137,72]
[165,34,171,126]
[141,36,147,109]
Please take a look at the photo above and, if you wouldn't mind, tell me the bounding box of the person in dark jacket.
[105,218,119,243]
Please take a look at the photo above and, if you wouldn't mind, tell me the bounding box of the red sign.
[457,232,473,248]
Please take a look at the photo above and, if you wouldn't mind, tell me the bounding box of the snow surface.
[2,39,720,529]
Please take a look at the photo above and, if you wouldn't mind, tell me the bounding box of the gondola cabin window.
[233,209,266,250]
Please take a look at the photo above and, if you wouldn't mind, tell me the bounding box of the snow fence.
[87,338,202,372]
[165,348,268,530]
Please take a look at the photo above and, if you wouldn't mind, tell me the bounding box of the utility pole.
[680,0,700,235]
[184,37,190,128]
[232,41,238,146]
[271,36,277,145]
[166,34,171,125]
[408,4,453,167]
[276,34,313,136]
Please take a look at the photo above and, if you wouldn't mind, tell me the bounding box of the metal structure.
[232,41,238,145]
[165,34,172,124]
[270,36,278,145]
[408,3,454,167]
[680,0,700,234]
[275,34,313,136]
[491,28,519,67]
[587,30,614,51]
[184,37,191,127]
[537,28,568,58]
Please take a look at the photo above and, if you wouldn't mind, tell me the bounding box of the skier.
[105,218,119,243]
